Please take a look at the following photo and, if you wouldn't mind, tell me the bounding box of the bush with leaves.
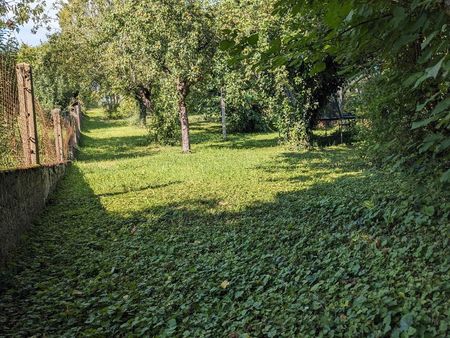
[147,79,180,145]
[271,0,450,181]
[219,0,344,145]
[18,39,92,114]
[103,96,139,120]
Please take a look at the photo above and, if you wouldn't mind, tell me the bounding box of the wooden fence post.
[16,63,39,166]
[76,103,82,124]
[64,115,76,160]
[52,108,64,163]
[70,103,81,145]
[69,107,77,146]
[74,103,81,135]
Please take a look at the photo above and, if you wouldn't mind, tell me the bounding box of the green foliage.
[55,0,217,147]
[104,96,139,120]
[181,53,278,135]
[147,112,179,146]
[0,109,448,336]
[219,0,344,144]
[210,0,287,134]
[116,97,138,119]
[271,0,450,181]
[312,124,357,147]
[0,29,18,53]
[1,2,448,335]
[147,80,180,145]
[18,40,88,113]
[0,0,48,31]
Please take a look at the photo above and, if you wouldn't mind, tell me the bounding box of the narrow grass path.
[0,109,448,336]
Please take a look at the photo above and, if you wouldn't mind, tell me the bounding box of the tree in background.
[17,39,84,112]
[16,0,343,150]
[265,0,450,181]
[14,0,448,174]
[144,0,217,152]
[52,0,141,120]
[217,0,343,147]
[49,0,216,152]
[0,0,48,32]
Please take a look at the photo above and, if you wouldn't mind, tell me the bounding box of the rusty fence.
[0,55,81,171]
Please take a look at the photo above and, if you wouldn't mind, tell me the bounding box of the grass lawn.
[0,109,448,336]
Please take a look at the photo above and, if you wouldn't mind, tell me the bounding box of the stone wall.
[0,164,67,265]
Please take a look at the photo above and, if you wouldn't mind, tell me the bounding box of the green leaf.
[415,93,439,111]
[399,313,413,332]
[431,97,450,116]
[421,30,439,50]
[422,206,435,217]
[440,169,450,183]
[310,61,326,75]
[426,57,445,79]
[403,72,422,87]
[418,48,433,64]
[383,312,392,333]
[291,3,303,15]
[406,327,417,336]
[393,34,418,53]
[219,40,235,51]
[411,116,436,129]
[325,11,341,29]
[325,1,352,28]
[392,6,406,21]
[419,133,444,153]
[436,138,450,153]
[415,57,447,88]
[345,9,354,22]
[246,33,259,46]
[413,73,429,89]
[413,97,450,129]
[268,37,282,54]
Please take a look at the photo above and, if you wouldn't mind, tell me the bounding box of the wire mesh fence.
[35,100,59,165]
[0,53,22,169]
[0,54,78,171]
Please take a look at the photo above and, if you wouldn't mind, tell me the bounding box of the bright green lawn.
[0,109,448,337]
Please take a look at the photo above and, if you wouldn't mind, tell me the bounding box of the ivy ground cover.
[0,109,448,337]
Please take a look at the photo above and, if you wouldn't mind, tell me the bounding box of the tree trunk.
[177,79,191,153]
[134,86,152,126]
[137,99,147,125]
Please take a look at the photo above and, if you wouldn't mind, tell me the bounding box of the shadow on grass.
[95,181,181,197]
[255,148,364,177]
[207,136,279,150]
[81,114,130,130]
[190,119,356,150]
[0,165,117,330]
[312,130,355,147]
[189,119,279,150]
[77,115,153,162]
[78,134,154,162]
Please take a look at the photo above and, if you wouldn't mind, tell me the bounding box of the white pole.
[220,87,226,140]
